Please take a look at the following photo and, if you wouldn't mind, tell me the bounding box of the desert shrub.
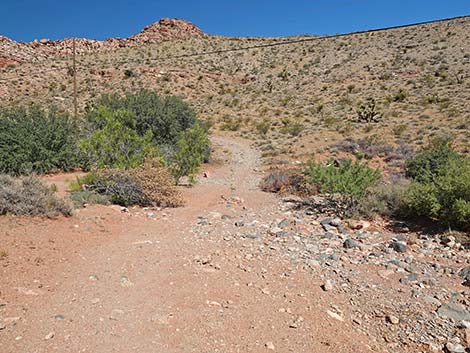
[260,169,306,194]
[133,159,183,207]
[0,105,81,175]
[80,107,157,169]
[80,170,149,206]
[305,159,381,199]
[280,121,303,136]
[69,190,111,206]
[403,145,470,228]
[72,159,182,208]
[255,118,271,135]
[356,98,382,123]
[220,115,241,131]
[405,137,459,183]
[0,174,72,216]
[354,176,409,219]
[87,90,197,146]
[333,137,412,161]
[170,124,211,184]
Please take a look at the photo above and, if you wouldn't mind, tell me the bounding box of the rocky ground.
[1,135,470,352]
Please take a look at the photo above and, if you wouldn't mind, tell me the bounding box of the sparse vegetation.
[0,174,72,216]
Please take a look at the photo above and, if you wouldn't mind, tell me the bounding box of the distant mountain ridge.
[0,18,205,67]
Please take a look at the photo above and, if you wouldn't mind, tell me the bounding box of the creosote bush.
[0,174,72,217]
[0,105,81,175]
[402,138,470,229]
[305,159,381,200]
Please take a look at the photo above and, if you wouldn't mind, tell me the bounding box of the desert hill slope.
[0,16,469,159]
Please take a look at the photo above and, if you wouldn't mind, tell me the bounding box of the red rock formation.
[0,18,205,66]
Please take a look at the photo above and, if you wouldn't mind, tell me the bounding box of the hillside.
[0,16,469,162]
[0,17,470,164]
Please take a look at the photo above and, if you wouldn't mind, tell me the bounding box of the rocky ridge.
[0,18,205,66]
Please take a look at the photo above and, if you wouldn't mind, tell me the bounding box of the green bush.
[80,107,157,169]
[170,124,211,184]
[0,105,81,175]
[0,174,72,216]
[305,159,381,199]
[403,145,470,228]
[405,137,459,183]
[87,91,197,146]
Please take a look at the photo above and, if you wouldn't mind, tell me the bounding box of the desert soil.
[0,135,380,353]
[3,135,469,353]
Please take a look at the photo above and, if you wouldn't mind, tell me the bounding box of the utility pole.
[72,37,78,119]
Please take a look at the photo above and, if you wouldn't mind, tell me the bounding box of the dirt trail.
[0,135,380,353]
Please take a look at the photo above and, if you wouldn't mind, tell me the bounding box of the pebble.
[322,280,333,292]
[386,315,400,325]
[44,332,55,340]
[265,341,275,350]
[446,342,465,353]
[437,303,470,321]
[343,238,360,249]
[391,241,408,253]
[326,310,344,322]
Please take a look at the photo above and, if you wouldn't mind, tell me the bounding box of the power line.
[138,15,470,61]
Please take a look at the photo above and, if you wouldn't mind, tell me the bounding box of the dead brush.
[0,174,72,217]
[260,169,311,195]
[133,159,184,208]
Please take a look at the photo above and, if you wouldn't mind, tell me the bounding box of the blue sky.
[2,0,469,41]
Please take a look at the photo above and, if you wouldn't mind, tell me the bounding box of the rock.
[322,280,333,292]
[326,310,344,322]
[265,341,275,350]
[343,239,360,249]
[437,303,470,322]
[386,315,400,325]
[44,332,55,340]
[458,266,470,287]
[390,221,410,233]
[120,276,134,287]
[442,235,456,248]
[399,273,418,284]
[391,241,408,253]
[0,322,5,330]
[53,314,65,321]
[445,342,465,353]
[197,217,209,225]
[234,220,245,227]
[320,217,342,232]
[289,316,304,328]
[278,219,290,228]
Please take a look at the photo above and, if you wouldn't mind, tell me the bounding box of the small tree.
[80,107,156,169]
[170,124,210,184]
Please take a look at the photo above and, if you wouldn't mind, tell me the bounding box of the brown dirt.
[0,135,382,352]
